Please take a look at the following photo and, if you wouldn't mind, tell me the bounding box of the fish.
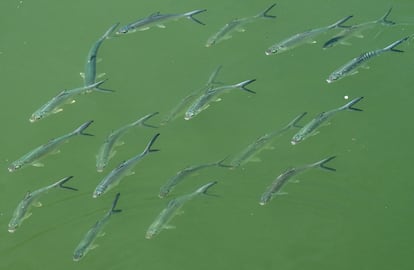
[82,23,119,88]
[8,120,94,172]
[161,65,223,125]
[228,112,307,167]
[73,193,122,261]
[291,97,364,145]
[326,36,409,83]
[96,112,159,172]
[8,176,77,232]
[265,15,353,55]
[146,181,217,239]
[184,79,256,120]
[116,9,207,34]
[259,156,336,205]
[30,80,108,122]
[93,133,160,198]
[323,7,395,49]
[159,159,228,198]
[206,3,276,47]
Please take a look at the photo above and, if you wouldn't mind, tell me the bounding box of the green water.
[2,0,414,269]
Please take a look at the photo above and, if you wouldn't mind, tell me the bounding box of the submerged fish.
[265,15,353,55]
[146,181,217,239]
[82,23,119,88]
[96,112,159,172]
[323,7,395,49]
[159,159,228,198]
[73,193,122,261]
[184,79,256,120]
[291,97,364,145]
[8,176,77,232]
[93,133,160,198]
[260,156,336,205]
[116,9,207,34]
[206,3,276,47]
[30,80,109,122]
[228,112,307,167]
[8,120,94,172]
[161,65,223,125]
[326,36,409,83]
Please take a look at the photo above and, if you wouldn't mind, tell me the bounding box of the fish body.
[323,7,395,49]
[206,3,276,47]
[83,23,119,87]
[291,97,363,145]
[96,112,159,172]
[93,133,160,197]
[146,181,217,239]
[159,160,225,198]
[161,65,222,125]
[260,156,336,205]
[8,120,94,172]
[116,9,206,34]
[30,80,107,122]
[73,193,121,261]
[327,36,408,83]
[228,112,307,167]
[8,176,77,232]
[184,79,256,120]
[265,15,353,55]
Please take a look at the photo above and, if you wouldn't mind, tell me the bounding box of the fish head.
[115,27,129,35]
[8,222,19,233]
[145,230,156,239]
[29,112,44,123]
[326,72,340,83]
[184,111,195,120]
[92,189,103,198]
[265,45,286,55]
[8,162,23,172]
[290,134,303,145]
[73,249,85,261]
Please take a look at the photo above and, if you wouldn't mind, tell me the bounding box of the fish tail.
[377,7,395,26]
[330,15,353,29]
[312,156,337,171]
[92,79,115,93]
[196,181,218,195]
[340,97,364,111]
[185,9,207,25]
[74,120,95,136]
[132,112,159,128]
[286,112,308,129]
[144,133,161,154]
[383,36,409,53]
[111,193,122,214]
[103,22,120,39]
[57,176,78,191]
[235,79,257,94]
[256,3,277,19]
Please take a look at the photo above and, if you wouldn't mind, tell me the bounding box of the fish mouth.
[8,228,16,233]
[290,140,298,145]
[326,78,333,83]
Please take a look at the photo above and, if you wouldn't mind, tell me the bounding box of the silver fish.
[161,65,222,125]
[291,97,364,145]
[93,133,160,198]
[228,112,307,167]
[260,156,336,205]
[96,112,158,172]
[206,3,276,47]
[184,79,256,120]
[146,181,217,239]
[116,9,206,34]
[327,36,408,83]
[82,23,119,88]
[323,7,395,49]
[8,120,94,172]
[159,159,228,198]
[265,15,353,55]
[8,176,77,232]
[30,80,107,122]
[73,193,122,261]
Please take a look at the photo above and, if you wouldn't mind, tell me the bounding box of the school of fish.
[5,3,413,262]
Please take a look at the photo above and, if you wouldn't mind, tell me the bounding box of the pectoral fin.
[32,201,42,207]
[163,225,176,230]
[32,162,44,167]
[156,24,166,28]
